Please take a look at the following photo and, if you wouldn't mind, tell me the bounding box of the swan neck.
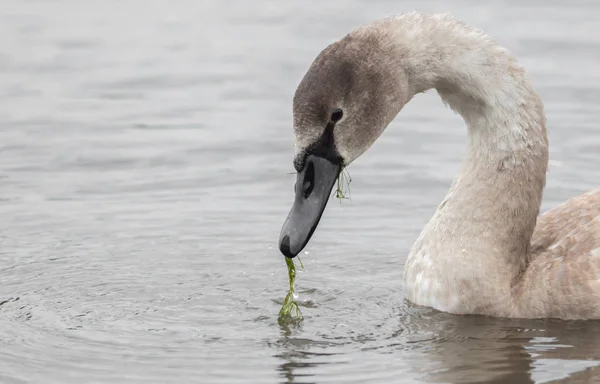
[391,14,549,269]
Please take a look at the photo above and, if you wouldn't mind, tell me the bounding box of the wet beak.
[279,154,341,258]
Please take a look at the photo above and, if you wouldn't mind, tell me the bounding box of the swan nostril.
[303,180,313,198]
[302,160,316,198]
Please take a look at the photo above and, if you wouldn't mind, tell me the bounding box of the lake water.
[2,1,600,383]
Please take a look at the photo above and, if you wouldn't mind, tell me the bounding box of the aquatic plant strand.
[279,167,350,324]
[278,256,304,325]
[334,166,352,202]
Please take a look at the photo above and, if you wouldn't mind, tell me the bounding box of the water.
[1,1,600,383]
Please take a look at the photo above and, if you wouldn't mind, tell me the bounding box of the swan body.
[279,12,600,319]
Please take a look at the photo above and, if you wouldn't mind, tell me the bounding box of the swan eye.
[330,109,343,122]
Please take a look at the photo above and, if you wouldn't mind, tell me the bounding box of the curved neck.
[389,14,549,272]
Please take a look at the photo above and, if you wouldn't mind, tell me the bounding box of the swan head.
[279,30,408,258]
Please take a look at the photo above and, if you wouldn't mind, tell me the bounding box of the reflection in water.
[276,349,321,384]
[272,304,600,384]
[274,323,322,384]
[402,312,537,384]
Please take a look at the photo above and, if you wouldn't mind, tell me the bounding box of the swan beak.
[279,154,341,258]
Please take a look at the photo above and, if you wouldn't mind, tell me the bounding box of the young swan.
[278,12,600,319]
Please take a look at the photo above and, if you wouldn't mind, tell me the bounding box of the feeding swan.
[278,12,600,319]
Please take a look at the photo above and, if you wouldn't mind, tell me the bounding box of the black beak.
[279,154,341,258]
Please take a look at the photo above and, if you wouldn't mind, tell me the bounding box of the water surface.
[2,1,600,383]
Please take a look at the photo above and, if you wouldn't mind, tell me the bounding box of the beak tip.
[279,235,296,258]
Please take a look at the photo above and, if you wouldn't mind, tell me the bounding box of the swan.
[278,12,600,319]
